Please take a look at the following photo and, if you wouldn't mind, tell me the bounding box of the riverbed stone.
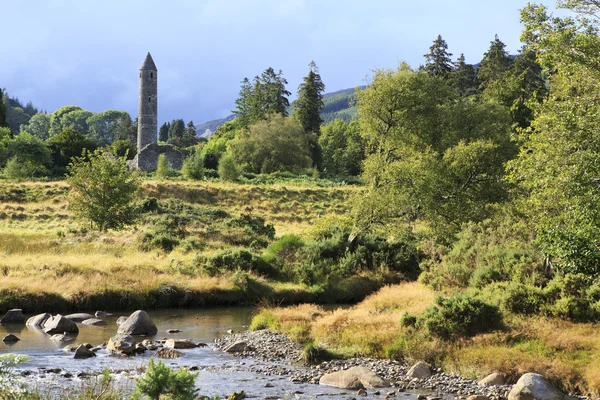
[44,315,79,334]
[468,396,490,400]
[74,344,96,359]
[65,313,95,323]
[224,341,251,353]
[1,309,25,324]
[319,366,387,389]
[508,373,564,400]
[479,372,505,387]
[107,334,135,355]
[82,318,106,326]
[50,334,76,342]
[165,339,198,349]
[156,347,183,359]
[116,316,127,325]
[407,361,431,379]
[26,313,51,327]
[95,311,112,317]
[2,334,19,343]
[117,310,157,335]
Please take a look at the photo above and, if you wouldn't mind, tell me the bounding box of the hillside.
[196,86,362,137]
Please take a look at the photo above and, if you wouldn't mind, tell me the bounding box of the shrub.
[249,312,277,331]
[181,150,204,180]
[218,154,239,181]
[303,343,335,364]
[401,312,417,327]
[135,197,160,214]
[156,154,172,178]
[480,282,546,316]
[420,294,503,340]
[3,157,49,179]
[227,214,275,240]
[134,358,198,400]
[194,249,276,277]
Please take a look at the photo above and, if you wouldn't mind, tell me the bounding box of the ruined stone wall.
[132,143,186,171]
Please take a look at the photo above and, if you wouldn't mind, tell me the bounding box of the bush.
[303,343,335,364]
[156,154,172,178]
[194,249,276,277]
[480,282,546,316]
[420,294,503,340]
[218,154,239,181]
[134,358,198,400]
[401,312,417,327]
[181,150,204,180]
[227,214,276,240]
[3,157,49,179]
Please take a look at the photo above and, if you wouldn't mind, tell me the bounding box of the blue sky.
[0,0,556,126]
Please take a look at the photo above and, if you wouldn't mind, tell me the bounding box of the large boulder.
[479,372,505,387]
[224,341,251,353]
[26,313,51,327]
[0,309,25,324]
[65,313,95,323]
[508,373,565,400]
[82,318,107,326]
[74,344,96,359]
[106,334,135,355]
[117,310,157,336]
[165,339,198,349]
[319,366,387,389]
[44,315,79,334]
[407,361,431,379]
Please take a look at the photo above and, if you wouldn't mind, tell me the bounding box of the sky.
[0,0,557,126]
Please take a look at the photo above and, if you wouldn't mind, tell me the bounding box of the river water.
[0,308,431,399]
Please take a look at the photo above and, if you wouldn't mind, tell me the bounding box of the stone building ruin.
[129,53,184,170]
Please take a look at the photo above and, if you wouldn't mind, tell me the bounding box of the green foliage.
[420,295,503,340]
[227,214,275,240]
[509,2,600,275]
[228,114,312,174]
[4,132,52,177]
[449,54,478,96]
[319,119,364,176]
[194,248,276,277]
[47,128,98,171]
[423,34,453,77]
[159,122,170,142]
[20,113,51,140]
[400,312,417,327]
[355,64,513,239]
[3,157,48,180]
[294,61,325,134]
[109,138,137,160]
[87,110,132,146]
[218,153,240,181]
[0,354,30,399]
[303,343,335,364]
[67,149,141,231]
[477,35,513,90]
[168,119,185,144]
[233,67,291,126]
[134,358,198,400]
[181,146,205,179]
[156,154,172,179]
[0,89,8,129]
[201,119,244,169]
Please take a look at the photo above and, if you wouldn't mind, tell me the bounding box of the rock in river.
[116,316,127,325]
[107,334,135,355]
[319,366,387,389]
[44,315,79,334]
[508,373,564,400]
[82,318,107,326]
[117,310,157,336]
[65,313,95,323]
[2,334,20,343]
[26,313,51,327]
[95,311,112,317]
[165,339,197,349]
[0,309,25,324]
[74,344,96,359]
[156,348,183,359]
[407,361,432,379]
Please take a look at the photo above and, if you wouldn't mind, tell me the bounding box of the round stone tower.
[137,52,158,153]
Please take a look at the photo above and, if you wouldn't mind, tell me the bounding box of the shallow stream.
[0,307,435,399]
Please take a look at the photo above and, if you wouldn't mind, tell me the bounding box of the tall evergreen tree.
[233,77,256,126]
[294,61,325,134]
[0,89,8,128]
[478,35,513,90]
[181,120,198,147]
[423,35,453,77]
[159,122,170,142]
[168,119,185,142]
[450,53,478,96]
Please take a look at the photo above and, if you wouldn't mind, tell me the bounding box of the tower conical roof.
[140,52,157,70]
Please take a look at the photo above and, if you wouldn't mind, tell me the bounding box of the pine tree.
[159,122,170,142]
[450,53,478,96]
[478,34,513,90]
[168,119,185,142]
[294,61,325,134]
[423,35,453,77]
[233,77,256,126]
[0,89,8,128]
[181,121,198,147]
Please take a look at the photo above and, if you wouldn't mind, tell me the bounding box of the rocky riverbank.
[215,329,590,400]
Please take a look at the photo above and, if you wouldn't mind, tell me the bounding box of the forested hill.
[196,86,362,137]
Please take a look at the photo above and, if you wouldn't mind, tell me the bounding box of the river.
[0,307,438,399]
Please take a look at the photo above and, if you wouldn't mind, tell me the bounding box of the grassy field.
[0,179,365,312]
[252,281,600,398]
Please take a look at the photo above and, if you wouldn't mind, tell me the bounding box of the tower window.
[150,73,153,78]
[148,97,151,102]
